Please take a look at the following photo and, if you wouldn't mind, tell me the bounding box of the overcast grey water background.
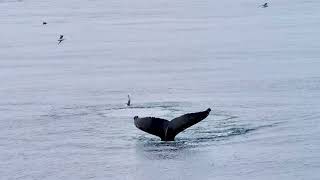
[1,0,320,179]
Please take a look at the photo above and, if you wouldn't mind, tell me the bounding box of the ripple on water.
[133,110,280,160]
[41,102,279,160]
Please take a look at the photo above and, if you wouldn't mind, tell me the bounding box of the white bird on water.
[127,95,131,106]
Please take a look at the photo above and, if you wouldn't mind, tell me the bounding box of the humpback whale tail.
[134,108,211,141]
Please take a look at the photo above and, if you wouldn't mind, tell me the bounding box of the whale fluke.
[134,108,211,141]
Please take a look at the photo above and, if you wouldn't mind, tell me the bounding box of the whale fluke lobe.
[134,116,169,140]
[166,108,211,140]
[134,108,211,141]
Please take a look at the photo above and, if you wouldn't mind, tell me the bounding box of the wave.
[135,122,281,158]
[40,101,281,160]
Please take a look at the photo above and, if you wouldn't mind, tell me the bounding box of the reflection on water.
[135,136,196,160]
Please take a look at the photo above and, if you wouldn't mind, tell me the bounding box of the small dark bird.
[58,35,65,45]
[43,22,47,25]
[127,95,131,106]
[262,3,268,8]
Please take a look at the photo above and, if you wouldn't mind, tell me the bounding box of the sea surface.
[1,0,320,179]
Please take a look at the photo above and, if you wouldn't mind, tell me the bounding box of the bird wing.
[167,108,211,137]
[58,39,64,44]
[134,117,169,139]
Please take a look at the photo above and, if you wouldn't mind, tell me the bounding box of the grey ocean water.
[1,0,320,179]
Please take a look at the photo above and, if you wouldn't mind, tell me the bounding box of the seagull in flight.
[58,35,65,45]
[261,3,268,8]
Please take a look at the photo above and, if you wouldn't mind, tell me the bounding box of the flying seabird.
[58,35,65,44]
[261,3,268,8]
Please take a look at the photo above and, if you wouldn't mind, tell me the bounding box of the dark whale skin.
[134,108,211,141]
